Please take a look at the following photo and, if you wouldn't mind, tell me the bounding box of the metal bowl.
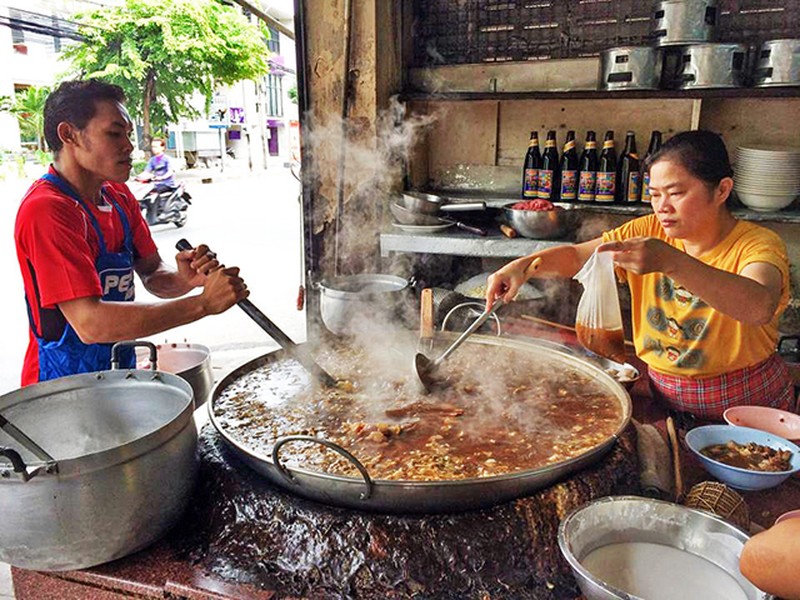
[558,496,770,600]
[400,191,444,215]
[390,201,441,226]
[502,203,566,239]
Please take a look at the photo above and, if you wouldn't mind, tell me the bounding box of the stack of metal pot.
[599,0,750,91]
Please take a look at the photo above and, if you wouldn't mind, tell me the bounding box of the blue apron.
[28,173,136,381]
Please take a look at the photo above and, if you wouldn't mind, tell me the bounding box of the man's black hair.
[43,79,126,153]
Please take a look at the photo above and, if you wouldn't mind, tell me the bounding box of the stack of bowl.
[734,146,800,212]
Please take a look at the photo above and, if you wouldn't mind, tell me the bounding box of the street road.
[0,164,305,395]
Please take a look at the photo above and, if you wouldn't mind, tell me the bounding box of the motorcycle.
[131,175,191,228]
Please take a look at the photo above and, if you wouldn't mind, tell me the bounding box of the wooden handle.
[522,256,543,279]
[666,416,684,503]
[420,288,434,340]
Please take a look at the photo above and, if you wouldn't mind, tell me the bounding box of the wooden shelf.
[401,86,800,103]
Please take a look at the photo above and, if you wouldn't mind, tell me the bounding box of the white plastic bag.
[573,250,626,363]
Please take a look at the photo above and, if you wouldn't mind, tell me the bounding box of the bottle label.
[560,170,577,200]
[538,169,554,198]
[545,140,556,148]
[596,171,616,202]
[578,171,596,201]
[523,168,539,198]
[584,141,597,149]
[602,140,615,150]
[563,140,576,152]
[626,172,641,203]
[528,139,538,148]
[642,171,652,202]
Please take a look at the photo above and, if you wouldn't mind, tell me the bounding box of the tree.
[9,86,50,151]
[64,0,270,148]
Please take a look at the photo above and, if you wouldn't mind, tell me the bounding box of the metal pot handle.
[111,340,157,371]
[0,447,55,482]
[441,302,502,336]
[271,435,374,501]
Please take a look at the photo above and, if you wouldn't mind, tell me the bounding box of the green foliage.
[64,0,270,144]
[0,95,12,113]
[10,87,50,151]
[287,85,297,104]
[132,159,148,175]
[34,149,51,167]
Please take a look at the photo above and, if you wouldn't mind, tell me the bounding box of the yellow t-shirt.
[602,214,789,378]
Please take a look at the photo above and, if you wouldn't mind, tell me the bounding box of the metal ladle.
[414,298,504,391]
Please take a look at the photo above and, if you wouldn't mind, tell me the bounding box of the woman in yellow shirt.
[486,130,793,419]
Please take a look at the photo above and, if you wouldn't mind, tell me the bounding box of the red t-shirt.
[14,167,158,385]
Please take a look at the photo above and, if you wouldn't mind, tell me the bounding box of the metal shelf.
[380,227,567,258]
[401,86,800,103]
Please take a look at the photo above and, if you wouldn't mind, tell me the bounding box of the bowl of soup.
[686,425,800,491]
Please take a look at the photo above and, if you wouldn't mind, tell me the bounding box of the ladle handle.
[434,298,504,367]
[0,414,55,463]
[176,239,338,388]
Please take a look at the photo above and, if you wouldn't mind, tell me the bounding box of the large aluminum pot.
[754,39,800,87]
[599,47,662,91]
[652,0,718,47]
[558,496,770,600]
[0,342,197,571]
[679,43,747,89]
[136,342,213,407]
[317,274,412,336]
[209,335,632,513]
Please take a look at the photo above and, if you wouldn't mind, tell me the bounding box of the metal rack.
[411,0,800,66]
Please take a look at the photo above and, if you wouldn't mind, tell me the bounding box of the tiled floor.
[0,562,14,599]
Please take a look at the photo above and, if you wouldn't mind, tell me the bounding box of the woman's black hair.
[644,130,734,188]
[44,79,126,153]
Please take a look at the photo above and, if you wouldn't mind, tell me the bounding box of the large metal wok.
[210,335,632,513]
[0,342,197,571]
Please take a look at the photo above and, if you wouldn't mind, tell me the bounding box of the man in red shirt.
[14,79,249,385]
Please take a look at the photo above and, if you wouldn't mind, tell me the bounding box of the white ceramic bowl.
[736,190,797,211]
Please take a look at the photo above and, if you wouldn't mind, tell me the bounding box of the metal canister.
[754,39,800,87]
[652,0,718,47]
[599,47,662,91]
[678,43,747,89]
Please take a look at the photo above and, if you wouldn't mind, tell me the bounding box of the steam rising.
[303,97,439,276]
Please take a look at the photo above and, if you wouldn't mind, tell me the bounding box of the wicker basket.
[684,481,750,531]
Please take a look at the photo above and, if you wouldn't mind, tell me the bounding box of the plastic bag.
[573,250,626,363]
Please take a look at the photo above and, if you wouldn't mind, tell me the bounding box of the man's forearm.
[140,265,194,298]
[61,296,209,344]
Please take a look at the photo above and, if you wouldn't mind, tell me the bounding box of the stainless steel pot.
[558,496,770,600]
[137,342,213,408]
[652,0,718,47]
[0,341,197,571]
[599,47,662,91]
[209,335,632,513]
[754,39,800,87]
[679,43,747,89]
[318,274,412,336]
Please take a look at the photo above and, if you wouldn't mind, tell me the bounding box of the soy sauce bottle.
[559,130,579,202]
[538,130,559,201]
[617,131,641,203]
[641,130,663,203]
[521,131,541,199]
[578,130,598,202]
[596,130,617,203]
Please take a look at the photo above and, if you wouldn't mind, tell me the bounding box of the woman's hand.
[597,237,678,275]
[485,256,542,309]
[175,244,221,288]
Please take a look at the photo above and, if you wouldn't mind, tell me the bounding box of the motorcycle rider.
[138,137,176,219]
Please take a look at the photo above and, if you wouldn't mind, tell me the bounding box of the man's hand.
[200,267,249,315]
[176,244,221,288]
[597,237,678,276]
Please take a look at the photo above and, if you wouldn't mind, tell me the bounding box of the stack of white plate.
[734,146,800,212]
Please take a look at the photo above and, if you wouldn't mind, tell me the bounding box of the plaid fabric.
[648,354,795,420]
